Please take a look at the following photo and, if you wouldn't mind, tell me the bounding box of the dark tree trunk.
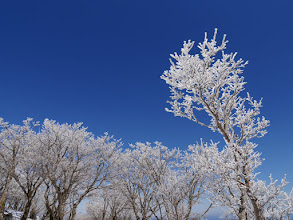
[0,177,11,220]
[21,198,32,220]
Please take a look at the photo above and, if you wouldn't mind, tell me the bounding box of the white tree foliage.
[86,187,131,220]
[38,119,121,220]
[0,119,121,220]
[161,29,293,219]
[0,118,39,220]
[112,142,164,220]
[0,29,292,220]
[109,141,214,220]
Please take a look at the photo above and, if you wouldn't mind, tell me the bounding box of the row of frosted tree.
[1,29,293,220]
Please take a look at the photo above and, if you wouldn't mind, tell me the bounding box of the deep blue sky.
[0,0,292,185]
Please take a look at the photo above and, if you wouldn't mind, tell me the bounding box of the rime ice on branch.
[161,29,293,219]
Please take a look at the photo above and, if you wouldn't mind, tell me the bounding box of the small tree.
[10,121,44,220]
[112,143,159,220]
[38,119,120,220]
[161,29,293,219]
[127,142,181,220]
[0,118,37,220]
[86,187,131,220]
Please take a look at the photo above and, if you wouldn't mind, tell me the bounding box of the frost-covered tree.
[112,143,158,220]
[161,29,293,219]
[152,142,213,220]
[89,141,214,220]
[10,120,44,220]
[0,118,38,220]
[38,119,121,220]
[0,160,5,201]
[5,179,25,212]
[86,187,131,220]
[126,142,181,220]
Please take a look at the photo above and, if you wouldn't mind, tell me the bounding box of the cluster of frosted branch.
[0,29,291,220]
[0,118,121,220]
[161,29,292,219]
[0,117,291,219]
[161,29,269,146]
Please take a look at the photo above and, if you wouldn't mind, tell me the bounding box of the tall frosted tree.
[0,118,38,220]
[161,29,293,219]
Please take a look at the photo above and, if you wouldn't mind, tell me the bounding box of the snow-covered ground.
[4,209,39,220]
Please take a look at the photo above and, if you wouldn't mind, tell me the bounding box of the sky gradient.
[0,0,292,191]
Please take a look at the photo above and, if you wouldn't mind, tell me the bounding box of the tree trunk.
[250,196,264,220]
[29,206,37,220]
[0,176,11,220]
[69,203,78,220]
[56,203,66,220]
[21,197,32,220]
[185,193,193,220]
[130,200,140,220]
[238,190,247,220]
[57,193,69,220]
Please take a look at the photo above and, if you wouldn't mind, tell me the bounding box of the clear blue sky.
[0,0,292,185]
